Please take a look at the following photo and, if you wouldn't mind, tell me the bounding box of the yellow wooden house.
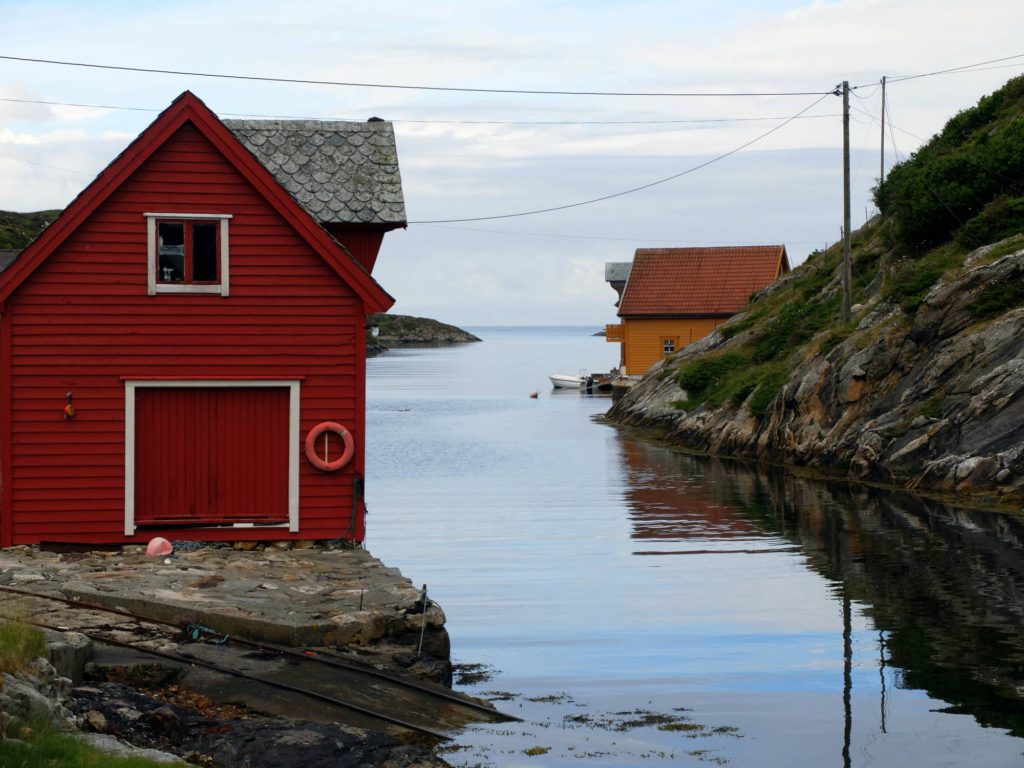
[606,246,790,375]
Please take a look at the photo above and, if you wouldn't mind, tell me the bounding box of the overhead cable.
[850,105,925,143]
[418,223,830,246]
[407,90,835,224]
[0,95,840,125]
[4,51,1019,98]
[0,54,832,98]
[853,52,1024,88]
[0,151,92,176]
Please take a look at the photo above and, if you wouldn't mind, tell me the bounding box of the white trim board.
[145,214,231,297]
[124,379,301,536]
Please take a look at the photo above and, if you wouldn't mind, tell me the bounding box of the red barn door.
[132,386,291,527]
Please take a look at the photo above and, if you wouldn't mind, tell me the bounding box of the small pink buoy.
[146,537,173,557]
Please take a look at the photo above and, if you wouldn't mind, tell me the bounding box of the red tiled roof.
[617,245,789,317]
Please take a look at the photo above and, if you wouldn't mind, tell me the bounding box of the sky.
[1,0,1023,325]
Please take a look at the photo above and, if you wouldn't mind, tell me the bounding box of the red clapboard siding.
[5,121,368,545]
[134,387,289,525]
[321,224,388,273]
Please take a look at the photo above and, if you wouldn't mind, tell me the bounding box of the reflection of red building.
[618,440,761,541]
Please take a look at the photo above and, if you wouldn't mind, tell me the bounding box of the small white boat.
[549,372,586,389]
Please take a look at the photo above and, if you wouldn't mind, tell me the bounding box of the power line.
[0,89,836,225]
[363,114,844,126]
[847,109,875,126]
[0,96,157,114]
[851,88,881,190]
[887,53,1024,83]
[852,52,1024,88]
[0,95,842,126]
[414,223,827,246]
[868,104,1024,189]
[850,105,926,143]
[0,54,833,98]
[851,83,881,100]
[950,62,1024,76]
[0,151,92,175]
[3,51,1020,104]
[408,91,834,224]
[885,99,904,163]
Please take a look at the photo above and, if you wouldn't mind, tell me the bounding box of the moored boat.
[549,372,585,389]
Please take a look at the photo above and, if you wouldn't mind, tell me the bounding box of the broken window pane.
[192,222,218,282]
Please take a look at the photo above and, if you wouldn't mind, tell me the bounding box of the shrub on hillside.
[747,365,789,418]
[971,273,1024,320]
[676,353,748,400]
[884,246,962,312]
[955,196,1024,249]
[751,297,837,363]
[874,75,1024,252]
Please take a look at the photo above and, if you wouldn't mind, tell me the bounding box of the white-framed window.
[144,213,231,296]
[663,338,676,355]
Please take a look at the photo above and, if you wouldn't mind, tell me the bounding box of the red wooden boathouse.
[0,91,406,547]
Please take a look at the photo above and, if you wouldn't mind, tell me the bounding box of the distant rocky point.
[367,313,480,355]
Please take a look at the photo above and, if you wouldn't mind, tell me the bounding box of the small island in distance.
[367,313,481,356]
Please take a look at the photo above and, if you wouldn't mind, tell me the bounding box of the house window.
[145,213,231,296]
[663,339,676,355]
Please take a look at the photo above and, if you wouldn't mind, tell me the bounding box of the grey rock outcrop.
[77,733,186,764]
[0,657,75,727]
[609,241,1024,501]
[44,630,93,685]
[1,637,184,763]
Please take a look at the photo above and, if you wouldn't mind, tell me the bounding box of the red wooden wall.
[3,122,368,545]
[134,387,290,526]
[322,224,387,274]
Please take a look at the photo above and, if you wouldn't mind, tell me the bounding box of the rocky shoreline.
[607,235,1024,509]
[0,542,458,767]
[2,652,448,767]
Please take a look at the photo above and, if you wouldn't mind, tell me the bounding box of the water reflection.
[368,329,1024,765]
[619,438,1024,738]
[620,439,788,550]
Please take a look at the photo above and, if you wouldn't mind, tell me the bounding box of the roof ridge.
[222,118,394,130]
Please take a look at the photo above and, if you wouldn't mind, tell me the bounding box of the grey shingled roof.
[224,119,406,226]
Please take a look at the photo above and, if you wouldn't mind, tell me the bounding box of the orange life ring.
[304,422,354,472]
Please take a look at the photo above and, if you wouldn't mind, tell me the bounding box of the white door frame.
[124,379,301,536]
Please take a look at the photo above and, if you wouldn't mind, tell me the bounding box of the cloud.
[0,85,54,128]
[0,0,1022,319]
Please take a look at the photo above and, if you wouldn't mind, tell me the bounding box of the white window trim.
[144,213,232,297]
[124,379,301,536]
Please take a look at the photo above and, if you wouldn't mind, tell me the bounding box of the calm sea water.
[365,326,1024,767]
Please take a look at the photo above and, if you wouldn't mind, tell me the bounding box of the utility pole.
[879,75,887,186]
[842,81,852,324]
